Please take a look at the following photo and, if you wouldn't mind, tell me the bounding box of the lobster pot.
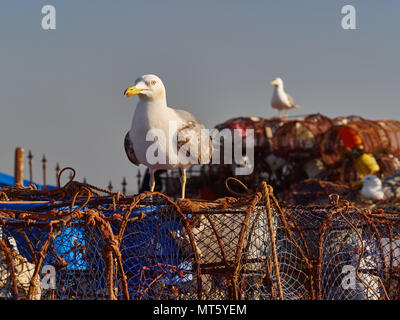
[118,199,196,300]
[0,226,42,300]
[304,159,325,179]
[321,214,400,300]
[321,120,400,165]
[189,201,311,301]
[377,120,400,156]
[374,218,400,299]
[272,114,332,158]
[282,180,352,206]
[283,204,400,300]
[214,117,285,154]
[117,193,291,300]
[319,214,384,300]
[375,154,400,177]
[332,115,365,126]
[284,206,332,262]
[0,210,124,300]
[54,224,113,300]
[185,204,277,300]
[260,119,286,153]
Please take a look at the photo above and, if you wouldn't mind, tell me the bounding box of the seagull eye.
[151,80,157,86]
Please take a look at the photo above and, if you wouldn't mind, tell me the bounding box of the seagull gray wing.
[124,131,140,166]
[174,109,212,165]
[286,93,300,109]
[175,109,202,124]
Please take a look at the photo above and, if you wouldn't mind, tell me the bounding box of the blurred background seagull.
[124,74,211,198]
[270,77,300,119]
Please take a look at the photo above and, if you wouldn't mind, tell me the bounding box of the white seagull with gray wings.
[270,77,300,119]
[124,74,211,198]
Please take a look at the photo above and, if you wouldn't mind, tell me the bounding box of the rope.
[1,173,400,300]
[225,177,250,197]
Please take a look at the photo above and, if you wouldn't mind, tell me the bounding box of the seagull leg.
[149,169,157,192]
[285,110,289,119]
[180,168,187,199]
[278,111,282,119]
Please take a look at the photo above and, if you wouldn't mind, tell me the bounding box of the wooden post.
[14,147,24,187]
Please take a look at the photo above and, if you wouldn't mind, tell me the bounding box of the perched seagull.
[124,74,211,198]
[270,77,300,119]
[359,175,385,201]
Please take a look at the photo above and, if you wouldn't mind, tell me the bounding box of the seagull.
[270,77,300,119]
[359,175,385,200]
[124,74,211,199]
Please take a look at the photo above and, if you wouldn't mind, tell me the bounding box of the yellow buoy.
[354,153,380,178]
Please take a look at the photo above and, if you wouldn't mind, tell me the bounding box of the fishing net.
[0,207,121,300]
[283,196,400,300]
[117,183,292,300]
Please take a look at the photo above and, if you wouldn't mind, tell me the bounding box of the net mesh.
[0,180,400,300]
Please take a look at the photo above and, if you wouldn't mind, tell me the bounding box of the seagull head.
[270,77,283,87]
[361,174,382,189]
[124,74,166,102]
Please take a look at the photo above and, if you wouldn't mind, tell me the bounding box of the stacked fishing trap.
[0,173,400,300]
[168,114,400,199]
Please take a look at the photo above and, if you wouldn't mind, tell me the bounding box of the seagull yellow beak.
[124,85,144,97]
[270,80,277,86]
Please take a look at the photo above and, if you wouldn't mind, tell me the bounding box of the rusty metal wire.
[214,116,285,153]
[282,179,356,206]
[272,114,333,159]
[172,115,400,199]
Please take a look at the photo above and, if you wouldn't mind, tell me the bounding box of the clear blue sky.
[0,1,399,193]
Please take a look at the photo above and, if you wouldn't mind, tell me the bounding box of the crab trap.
[1,181,400,300]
